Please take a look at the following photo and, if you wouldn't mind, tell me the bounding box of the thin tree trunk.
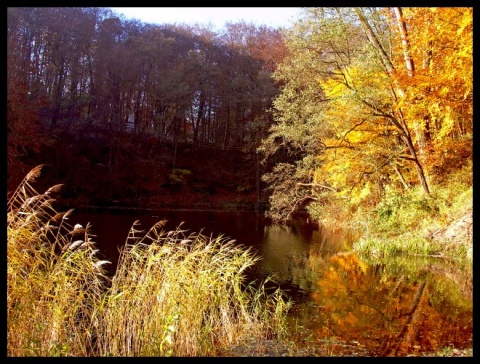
[392,164,409,190]
[255,152,261,211]
[401,133,430,195]
[354,8,394,73]
[223,108,230,150]
[194,93,205,143]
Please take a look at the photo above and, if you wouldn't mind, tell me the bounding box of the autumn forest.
[7,7,289,210]
[7,7,473,357]
[7,7,472,220]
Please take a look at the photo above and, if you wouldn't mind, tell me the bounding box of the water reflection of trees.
[307,252,472,356]
[255,224,471,356]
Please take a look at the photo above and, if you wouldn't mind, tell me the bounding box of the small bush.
[168,168,192,187]
[370,189,430,234]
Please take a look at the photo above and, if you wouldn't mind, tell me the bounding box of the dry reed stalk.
[7,166,110,356]
[8,166,291,357]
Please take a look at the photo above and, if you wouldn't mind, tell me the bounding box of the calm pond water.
[72,209,472,356]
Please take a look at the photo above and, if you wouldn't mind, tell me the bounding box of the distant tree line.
[7,7,288,198]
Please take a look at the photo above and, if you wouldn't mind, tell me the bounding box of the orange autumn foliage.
[310,252,472,356]
[389,7,472,181]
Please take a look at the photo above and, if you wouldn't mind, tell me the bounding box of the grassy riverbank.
[334,160,472,265]
[7,166,290,357]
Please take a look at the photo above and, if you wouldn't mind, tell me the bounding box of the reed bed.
[7,165,108,356]
[7,166,291,357]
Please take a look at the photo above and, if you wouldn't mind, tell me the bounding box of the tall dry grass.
[96,221,290,356]
[7,165,291,357]
[7,165,109,356]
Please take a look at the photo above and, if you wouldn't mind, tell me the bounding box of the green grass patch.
[354,233,445,258]
[350,160,472,263]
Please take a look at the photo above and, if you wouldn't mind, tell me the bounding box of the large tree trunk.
[355,7,430,195]
[393,7,415,77]
[393,7,429,161]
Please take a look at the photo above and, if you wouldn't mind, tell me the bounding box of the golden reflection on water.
[311,252,472,356]
[261,225,473,356]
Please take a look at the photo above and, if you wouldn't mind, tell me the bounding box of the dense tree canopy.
[260,7,472,223]
[7,7,287,207]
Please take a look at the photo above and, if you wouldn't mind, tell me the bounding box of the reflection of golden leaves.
[310,253,472,355]
[314,252,382,346]
[345,312,357,326]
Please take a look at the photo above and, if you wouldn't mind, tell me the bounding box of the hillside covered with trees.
[7,7,472,228]
[7,7,287,210]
